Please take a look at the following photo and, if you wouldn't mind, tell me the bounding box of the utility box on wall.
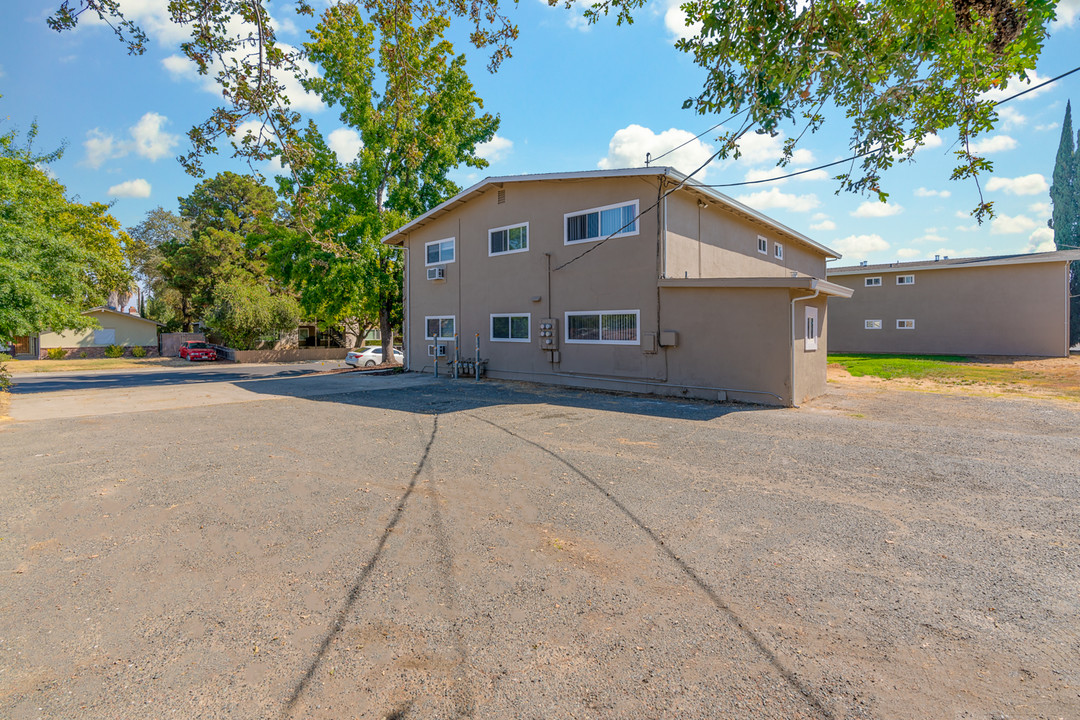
[538,318,558,351]
[659,330,679,347]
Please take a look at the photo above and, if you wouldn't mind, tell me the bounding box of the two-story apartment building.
[827,250,1080,357]
[381,168,852,406]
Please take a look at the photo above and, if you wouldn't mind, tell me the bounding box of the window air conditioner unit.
[427,266,445,281]
[427,344,447,357]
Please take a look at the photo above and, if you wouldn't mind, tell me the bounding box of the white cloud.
[914,233,949,245]
[82,128,126,169]
[1035,122,1059,132]
[981,71,1053,102]
[733,187,820,213]
[810,219,836,231]
[914,187,951,198]
[996,106,1027,130]
[107,178,152,198]
[327,128,363,162]
[1026,227,1056,252]
[986,173,1048,196]
[896,248,922,259]
[129,112,179,161]
[664,0,702,41]
[566,12,591,31]
[1027,202,1051,218]
[991,213,1039,234]
[932,247,981,259]
[598,124,715,179]
[82,112,180,168]
[81,0,189,46]
[832,234,889,260]
[1053,0,1080,27]
[969,135,1017,154]
[901,134,943,154]
[476,133,513,163]
[954,224,979,233]
[851,200,903,218]
[736,132,814,166]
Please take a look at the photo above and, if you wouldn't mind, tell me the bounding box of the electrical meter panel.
[538,318,558,351]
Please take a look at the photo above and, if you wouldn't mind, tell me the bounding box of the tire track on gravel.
[466,412,834,720]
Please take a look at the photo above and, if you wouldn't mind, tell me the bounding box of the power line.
[646,108,750,166]
[685,63,1080,190]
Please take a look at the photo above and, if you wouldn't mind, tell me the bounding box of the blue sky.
[2,0,1080,267]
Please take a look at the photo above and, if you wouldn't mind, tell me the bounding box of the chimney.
[859,260,868,267]
[934,255,940,261]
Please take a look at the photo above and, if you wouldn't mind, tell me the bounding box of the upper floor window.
[489,223,528,256]
[757,236,768,255]
[425,238,455,266]
[865,319,882,330]
[774,243,784,260]
[865,277,882,287]
[565,200,639,245]
[897,274,915,285]
[897,319,915,330]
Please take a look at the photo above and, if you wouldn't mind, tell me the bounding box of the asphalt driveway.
[1,375,1077,719]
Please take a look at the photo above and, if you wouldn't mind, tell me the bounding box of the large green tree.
[0,124,132,346]
[127,207,193,330]
[1048,100,1080,345]
[48,0,1058,215]
[265,4,497,363]
[160,171,281,332]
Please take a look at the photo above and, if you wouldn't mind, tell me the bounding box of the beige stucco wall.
[399,175,832,405]
[827,262,1071,356]
[38,311,160,349]
[664,191,826,280]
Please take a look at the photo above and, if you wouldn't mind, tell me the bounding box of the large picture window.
[565,310,640,345]
[489,223,528,256]
[425,316,456,340]
[425,238,455,266]
[490,313,530,342]
[564,200,639,244]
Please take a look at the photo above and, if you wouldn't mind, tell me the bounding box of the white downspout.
[403,243,410,371]
[790,279,820,408]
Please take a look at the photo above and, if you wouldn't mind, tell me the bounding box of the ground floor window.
[897,319,915,330]
[425,316,456,340]
[864,319,882,330]
[565,310,639,344]
[491,313,530,342]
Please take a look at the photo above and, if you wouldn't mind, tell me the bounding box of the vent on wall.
[427,266,445,281]
[497,188,506,204]
[427,344,447,357]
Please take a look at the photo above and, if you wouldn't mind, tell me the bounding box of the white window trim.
[864,319,882,330]
[896,274,915,285]
[757,236,769,255]
[804,307,819,352]
[563,200,640,245]
[488,222,529,257]
[489,313,531,342]
[424,315,457,340]
[774,242,784,260]
[865,277,882,287]
[93,329,116,346]
[424,237,456,267]
[897,319,915,330]
[564,309,640,345]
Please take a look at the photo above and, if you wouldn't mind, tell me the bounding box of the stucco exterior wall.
[827,262,1071,357]
[38,311,160,349]
[664,191,826,280]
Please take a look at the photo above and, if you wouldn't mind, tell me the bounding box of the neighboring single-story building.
[27,307,163,359]
[381,167,852,406]
[826,250,1080,357]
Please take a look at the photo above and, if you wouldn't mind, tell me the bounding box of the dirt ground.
[1,374,1078,719]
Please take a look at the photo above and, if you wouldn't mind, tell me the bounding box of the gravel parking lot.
[1,375,1078,719]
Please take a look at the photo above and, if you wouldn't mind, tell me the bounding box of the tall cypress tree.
[1049,101,1080,346]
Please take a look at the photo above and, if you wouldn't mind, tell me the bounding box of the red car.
[179,341,217,361]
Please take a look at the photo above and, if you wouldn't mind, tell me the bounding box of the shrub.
[0,362,10,392]
[78,350,87,358]
[0,352,11,362]
[131,345,147,358]
[46,347,67,360]
[104,344,125,358]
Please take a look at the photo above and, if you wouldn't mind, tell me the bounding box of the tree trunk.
[379,302,397,366]
[181,295,192,333]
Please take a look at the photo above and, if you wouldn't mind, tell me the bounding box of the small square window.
[757,236,768,255]
[865,319,882,330]
[865,277,882,287]
[425,315,456,339]
[897,275,915,285]
[491,313,530,342]
[897,319,915,330]
[774,243,784,260]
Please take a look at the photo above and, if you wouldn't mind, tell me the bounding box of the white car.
[345,346,404,367]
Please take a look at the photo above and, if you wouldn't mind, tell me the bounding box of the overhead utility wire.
[556,64,1080,272]
[698,63,1080,189]
[646,108,751,165]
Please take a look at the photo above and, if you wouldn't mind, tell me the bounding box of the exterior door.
[13,336,30,355]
